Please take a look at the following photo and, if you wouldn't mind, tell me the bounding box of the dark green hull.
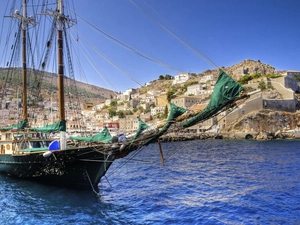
[0,147,115,190]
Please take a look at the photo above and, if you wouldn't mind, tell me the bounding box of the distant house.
[151,106,165,116]
[93,103,105,111]
[117,105,127,111]
[200,74,214,83]
[185,84,203,96]
[171,95,202,109]
[285,70,300,79]
[94,109,109,121]
[124,88,137,96]
[172,72,191,85]
[155,93,168,107]
[119,114,151,133]
[104,99,112,106]
[83,103,93,110]
[139,93,155,103]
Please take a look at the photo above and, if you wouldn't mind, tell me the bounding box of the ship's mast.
[57,0,65,122]
[21,0,28,121]
[57,0,66,149]
[43,0,75,149]
[10,0,36,122]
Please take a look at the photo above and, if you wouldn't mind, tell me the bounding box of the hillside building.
[171,96,202,109]
[173,72,191,85]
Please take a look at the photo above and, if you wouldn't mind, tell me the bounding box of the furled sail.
[182,70,244,128]
[30,120,66,133]
[133,117,150,139]
[69,126,112,143]
[142,102,187,145]
[0,119,28,131]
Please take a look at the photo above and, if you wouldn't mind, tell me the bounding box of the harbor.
[1,139,300,224]
[160,130,300,142]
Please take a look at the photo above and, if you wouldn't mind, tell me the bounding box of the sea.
[1,139,300,225]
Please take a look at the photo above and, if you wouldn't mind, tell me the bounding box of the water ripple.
[1,139,300,224]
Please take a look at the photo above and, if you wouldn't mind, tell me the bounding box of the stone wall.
[273,76,299,92]
[224,91,263,126]
[268,79,295,99]
[263,99,297,112]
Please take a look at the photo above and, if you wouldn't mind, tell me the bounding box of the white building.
[93,103,105,111]
[173,72,191,85]
[151,106,165,116]
[185,84,203,96]
[139,93,155,103]
[200,74,214,83]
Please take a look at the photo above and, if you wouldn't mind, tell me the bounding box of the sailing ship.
[0,0,248,192]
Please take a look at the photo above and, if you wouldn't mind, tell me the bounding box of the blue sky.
[1,0,300,92]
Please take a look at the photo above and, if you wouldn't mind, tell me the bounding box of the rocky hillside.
[222,59,280,80]
[224,109,300,133]
[139,59,300,134]
[142,59,286,93]
[0,68,115,103]
[41,72,116,103]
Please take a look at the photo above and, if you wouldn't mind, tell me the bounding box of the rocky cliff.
[224,109,300,133]
[222,59,280,80]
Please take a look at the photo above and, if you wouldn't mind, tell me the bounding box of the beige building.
[171,96,202,109]
[151,106,165,116]
[185,84,203,96]
[119,114,151,133]
[155,94,168,107]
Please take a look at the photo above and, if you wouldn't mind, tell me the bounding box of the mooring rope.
[84,170,100,196]
[105,145,147,178]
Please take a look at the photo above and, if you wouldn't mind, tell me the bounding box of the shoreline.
[160,131,300,142]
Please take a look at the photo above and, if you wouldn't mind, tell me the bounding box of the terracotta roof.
[189,104,207,111]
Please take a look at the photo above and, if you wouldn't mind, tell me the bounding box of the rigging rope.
[130,0,219,69]
[106,145,147,178]
[69,26,144,90]
[68,30,119,96]
[65,5,183,74]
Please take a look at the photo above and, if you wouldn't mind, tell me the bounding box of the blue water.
[1,139,300,225]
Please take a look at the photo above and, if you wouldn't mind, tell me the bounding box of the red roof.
[189,104,207,111]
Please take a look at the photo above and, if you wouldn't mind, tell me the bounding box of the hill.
[0,68,115,104]
[0,59,291,104]
[139,59,286,94]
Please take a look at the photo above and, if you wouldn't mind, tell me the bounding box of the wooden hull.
[0,147,115,190]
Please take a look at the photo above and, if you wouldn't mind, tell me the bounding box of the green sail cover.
[133,117,149,139]
[143,102,187,144]
[182,70,244,128]
[167,102,187,120]
[69,126,112,143]
[0,119,28,131]
[30,120,66,133]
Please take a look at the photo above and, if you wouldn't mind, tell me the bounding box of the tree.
[108,108,117,118]
[166,89,176,102]
[144,107,151,113]
[258,80,267,91]
[238,74,252,85]
[293,74,300,81]
[164,74,172,80]
[125,110,134,115]
[110,100,117,107]
[117,110,125,118]
[159,75,164,80]
[253,73,262,79]
[163,105,168,118]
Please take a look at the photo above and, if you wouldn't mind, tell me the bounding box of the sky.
[1,0,300,93]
